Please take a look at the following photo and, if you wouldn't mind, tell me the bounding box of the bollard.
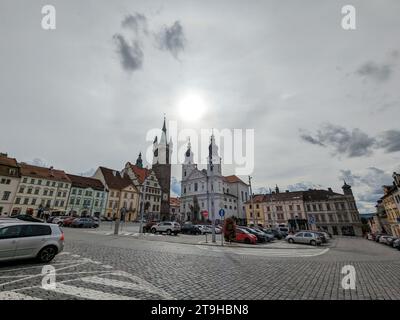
[114,219,120,235]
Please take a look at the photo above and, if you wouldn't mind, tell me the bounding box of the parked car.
[180,222,201,235]
[239,227,268,243]
[375,234,387,242]
[151,221,181,235]
[385,236,398,246]
[71,217,98,228]
[62,217,77,227]
[234,228,257,244]
[286,232,322,246]
[392,238,400,250]
[278,227,290,236]
[48,216,68,226]
[196,225,212,234]
[262,228,283,240]
[0,221,64,263]
[13,214,44,223]
[142,221,158,233]
[215,226,222,234]
[101,216,113,222]
[379,235,392,244]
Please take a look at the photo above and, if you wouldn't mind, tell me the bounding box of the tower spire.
[162,114,167,133]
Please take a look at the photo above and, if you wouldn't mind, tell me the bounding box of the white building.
[11,163,71,216]
[180,135,249,224]
[0,153,20,216]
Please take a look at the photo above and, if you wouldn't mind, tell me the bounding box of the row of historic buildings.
[0,119,173,222]
[243,184,362,236]
[368,172,400,237]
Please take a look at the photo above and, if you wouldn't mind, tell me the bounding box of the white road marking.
[102,265,113,269]
[48,283,137,300]
[80,273,174,299]
[0,291,41,300]
[58,252,71,255]
[195,245,330,257]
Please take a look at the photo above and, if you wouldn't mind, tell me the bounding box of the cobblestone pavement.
[1,228,399,300]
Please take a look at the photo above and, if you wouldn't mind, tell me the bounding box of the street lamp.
[294,214,299,231]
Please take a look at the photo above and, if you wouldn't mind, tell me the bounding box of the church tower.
[182,139,196,181]
[207,133,222,176]
[152,116,172,220]
[135,152,143,168]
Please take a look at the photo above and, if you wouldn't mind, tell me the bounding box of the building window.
[43,189,48,196]
[76,198,81,205]
[72,189,77,195]
[194,183,198,192]
[289,205,293,211]
[70,198,75,205]
[27,187,33,194]
[46,181,50,186]
[307,205,311,211]
[49,190,54,196]
[57,191,61,197]
[34,188,40,195]
[326,203,331,211]
[31,198,36,205]
[2,191,11,201]
[23,198,29,205]
[60,200,64,207]
[38,180,42,185]
[15,197,21,204]
[297,205,301,211]
[19,186,25,193]
[312,204,317,211]
[46,200,51,207]
[22,178,27,183]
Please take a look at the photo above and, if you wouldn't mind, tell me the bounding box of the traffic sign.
[201,210,209,218]
[308,215,315,224]
[219,209,225,217]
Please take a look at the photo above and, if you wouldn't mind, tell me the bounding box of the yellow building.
[382,185,400,237]
[245,195,265,226]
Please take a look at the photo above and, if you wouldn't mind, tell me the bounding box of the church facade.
[180,135,249,224]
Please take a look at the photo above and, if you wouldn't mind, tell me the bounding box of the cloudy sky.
[1,0,400,213]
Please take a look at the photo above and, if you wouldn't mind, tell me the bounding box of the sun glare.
[178,92,207,122]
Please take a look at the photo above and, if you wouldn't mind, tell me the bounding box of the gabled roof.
[170,197,180,206]
[223,175,247,185]
[126,162,151,184]
[66,174,105,191]
[99,167,134,190]
[0,154,18,167]
[19,163,70,182]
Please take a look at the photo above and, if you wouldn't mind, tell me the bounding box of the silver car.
[286,231,322,246]
[0,222,64,263]
[151,221,181,235]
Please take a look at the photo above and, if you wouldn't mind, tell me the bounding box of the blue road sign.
[219,209,225,217]
[308,215,315,224]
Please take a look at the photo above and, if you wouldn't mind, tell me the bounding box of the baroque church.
[180,134,249,224]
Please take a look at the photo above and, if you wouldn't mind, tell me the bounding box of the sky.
[1,0,400,213]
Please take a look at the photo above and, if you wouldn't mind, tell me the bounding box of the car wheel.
[288,238,294,244]
[37,246,57,263]
[244,238,250,244]
[310,240,317,246]
[166,229,172,235]
[151,228,156,234]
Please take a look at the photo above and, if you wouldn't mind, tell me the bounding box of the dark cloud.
[286,182,323,192]
[300,124,375,158]
[113,34,144,72]
[299,133,325,146]
[377,130,400,153]
[121,13,148,35]
[156,21,185,59]
[356,61,393,82]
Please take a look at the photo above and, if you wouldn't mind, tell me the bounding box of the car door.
[0,225,23,260]
[15,225,52,258]
[303,232,313,244]
[294,232,304,243]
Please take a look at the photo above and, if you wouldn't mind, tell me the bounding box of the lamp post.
[139,183,147,234]
[295,213,299,232]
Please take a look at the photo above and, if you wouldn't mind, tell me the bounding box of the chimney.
[0,152,7,157]
[328,187,333,192]
[112,170,117,177]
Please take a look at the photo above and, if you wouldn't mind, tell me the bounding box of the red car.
[62,217,77,227]
[235,228,257,244]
